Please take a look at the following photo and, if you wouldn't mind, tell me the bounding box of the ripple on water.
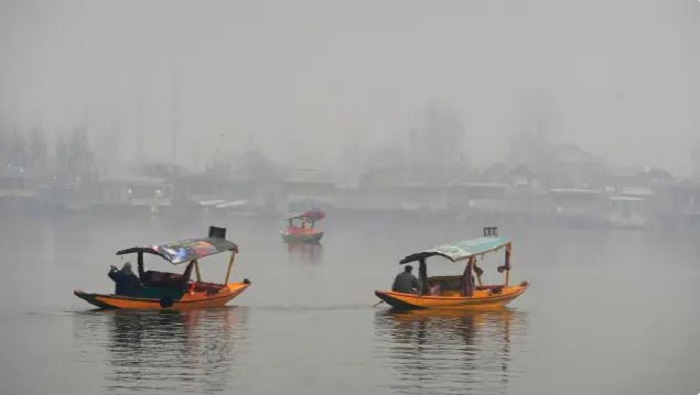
[71,307,249,394]
[373,309,528,395]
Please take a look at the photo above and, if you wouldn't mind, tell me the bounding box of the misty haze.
[0,1,699,394]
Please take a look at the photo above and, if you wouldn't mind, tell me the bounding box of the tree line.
[0,122,96,176]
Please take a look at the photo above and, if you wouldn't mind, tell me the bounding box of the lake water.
[0,213,698,394]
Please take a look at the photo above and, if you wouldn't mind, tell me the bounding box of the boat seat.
[476,285,504,294]
[141,271,186,289]
[427,276,463,292]
[191,282,226,295]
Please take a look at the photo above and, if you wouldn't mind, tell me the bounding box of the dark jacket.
[108,267,142,296]
[392,272,420,294]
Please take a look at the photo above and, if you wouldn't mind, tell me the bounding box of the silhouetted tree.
[55,124,95,175]
[405,102,467,183]
[0,131,8,165]
[29,130,47,171]
[508,88,557,167]
[8,131,27,169]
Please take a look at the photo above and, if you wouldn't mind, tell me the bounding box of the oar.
[372,300,384,307]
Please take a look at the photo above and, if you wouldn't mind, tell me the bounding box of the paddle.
[371,300,384,307]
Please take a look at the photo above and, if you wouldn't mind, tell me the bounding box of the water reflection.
[286,242,323,264]
[74,307,247,394]
[374,309,527,395]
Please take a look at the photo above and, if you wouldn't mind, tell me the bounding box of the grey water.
[0,214,698,395]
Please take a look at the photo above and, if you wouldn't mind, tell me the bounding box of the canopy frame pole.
[474,257,484,287]
[224,251,236,284]
[137,252,145,280]
[194,259,202,282]
[418,258,428,296]
[505,244,511,286]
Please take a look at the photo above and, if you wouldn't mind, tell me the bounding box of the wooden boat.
[375,227,528,310]
[74,226,251,310]
[281,209,325,244]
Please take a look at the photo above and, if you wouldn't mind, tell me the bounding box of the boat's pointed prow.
[74,290,117,309]
[374,290,424,310]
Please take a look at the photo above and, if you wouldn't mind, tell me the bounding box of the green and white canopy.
[400,237,510,264]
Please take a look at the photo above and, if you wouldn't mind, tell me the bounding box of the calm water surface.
[0,214,698,394]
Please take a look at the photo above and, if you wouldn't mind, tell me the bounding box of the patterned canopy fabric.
[117,237,238,264]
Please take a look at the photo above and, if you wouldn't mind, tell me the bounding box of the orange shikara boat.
[74,226,251,310]
[375,227,528,310]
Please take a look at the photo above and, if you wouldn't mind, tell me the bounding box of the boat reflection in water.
[374,308,527,395]
[286,242,323,264]
[73,307,248,394]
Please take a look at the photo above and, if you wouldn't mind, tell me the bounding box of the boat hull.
[282,230,324,244]
[74,281,251,310]
[375,282,528,310]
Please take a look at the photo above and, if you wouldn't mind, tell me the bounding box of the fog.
[2,3,700,394]
[1,0,699,177]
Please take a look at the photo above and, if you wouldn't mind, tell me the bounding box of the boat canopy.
[287,209,325,222]
[287,212,306,220]
[400,237,510,264]
[117,237,238,265]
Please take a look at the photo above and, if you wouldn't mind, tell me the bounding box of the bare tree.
[29,130,47,171]
[405,102,467,183]
[8,131,27,169]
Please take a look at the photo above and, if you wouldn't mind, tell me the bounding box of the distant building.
[0,165,44,210]
[536,144,610,189]
[667,180,700,226]
[283,168,336,211]
[86,175,173,213]
[174,151,284,215]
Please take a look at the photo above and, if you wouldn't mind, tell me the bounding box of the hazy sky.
[1,0,699,175]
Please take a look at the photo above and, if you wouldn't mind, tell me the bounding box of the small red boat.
[282,210,325,244]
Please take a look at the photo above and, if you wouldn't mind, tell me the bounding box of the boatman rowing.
[108,262,142,296]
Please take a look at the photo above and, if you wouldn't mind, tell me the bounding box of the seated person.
[392,265,420,294]
[108,262,142,296]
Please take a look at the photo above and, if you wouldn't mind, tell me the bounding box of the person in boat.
[108,262,142,296]
[392,265,420,294]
